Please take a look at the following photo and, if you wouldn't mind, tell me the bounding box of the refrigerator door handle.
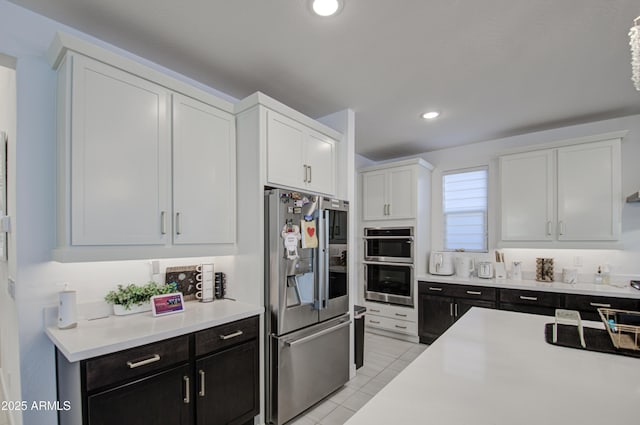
[317,211,329,310]
[284,320,351,347]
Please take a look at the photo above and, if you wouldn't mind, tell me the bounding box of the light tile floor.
[288,332,428,425]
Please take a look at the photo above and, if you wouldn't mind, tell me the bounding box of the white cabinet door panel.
[266,111,305,189]
[557,140,621,241]
[305,129,335,195]
[71,55,170,245]
[388,167,414,219]
[362,171,387,221]
[172,94,236,245]
[500,150,554,241]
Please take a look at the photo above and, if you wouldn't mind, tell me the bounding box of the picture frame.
[150,292,185,317]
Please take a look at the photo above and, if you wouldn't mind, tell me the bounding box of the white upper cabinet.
[52,45,237,261]
[556,140,621,241]
[266,110,336,195]
[69,54,171,246]
[499,138,622,245]
[172,94,236,245]
[361,164,416,221]
[500,150,554,241]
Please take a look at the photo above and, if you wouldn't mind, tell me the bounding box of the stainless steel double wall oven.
[364,227,414,307]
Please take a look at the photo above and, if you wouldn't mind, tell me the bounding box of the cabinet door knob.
[466,291,482,295]
[126,354,161,369]
[428,287,443,292]
[590,302,611,308]
[546,221,552,236]
[519,295,538,301]
[198,370,206,397]
[558,221,565,236]
[308,165,312,183]
[160,211,167,235]
[183,376,190,404]
[219,330,243,340]
[175,212,182,235]
[395,313,407,317]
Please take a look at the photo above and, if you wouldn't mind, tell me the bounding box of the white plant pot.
[113,301,151,316]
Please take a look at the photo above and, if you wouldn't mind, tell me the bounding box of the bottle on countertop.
[594,266,603,284]
[602,264,611,285]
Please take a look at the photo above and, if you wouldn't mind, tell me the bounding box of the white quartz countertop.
[417,273,640,299]
[345,308,640,425]
[46,299,263,362]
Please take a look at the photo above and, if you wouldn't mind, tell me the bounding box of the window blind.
[443,168,488,252]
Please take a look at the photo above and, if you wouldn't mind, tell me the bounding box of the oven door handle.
[363,236,414,240]
[363,261,414,268]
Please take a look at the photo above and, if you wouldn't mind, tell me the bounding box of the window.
[442,168,488,252]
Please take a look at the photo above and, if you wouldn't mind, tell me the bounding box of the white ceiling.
[9,0,640,160]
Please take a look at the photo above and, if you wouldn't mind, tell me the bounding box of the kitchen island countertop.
[418,273,640,299]
[344,308,640,425]
[46,299,263,362]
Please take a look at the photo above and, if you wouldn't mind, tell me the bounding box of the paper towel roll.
[58,289,77,329]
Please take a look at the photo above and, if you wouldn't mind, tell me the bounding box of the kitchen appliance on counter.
[477,261,494,279]
[455,256,475,278]
[265,189,350,425]
[429,251,455,276]
[364,227,415,307]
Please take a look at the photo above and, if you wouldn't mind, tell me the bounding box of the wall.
[419,114,640,283]
[0,2,248,424]
[0,59,20,414]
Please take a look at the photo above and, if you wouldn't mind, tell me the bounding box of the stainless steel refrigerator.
[265,188,350,425]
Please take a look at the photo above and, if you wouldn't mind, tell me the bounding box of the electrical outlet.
[151,260,160,275]
[573,256,583,267]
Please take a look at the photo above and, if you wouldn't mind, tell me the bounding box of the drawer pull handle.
[219,330,243,340]
[183,376,190,404]
[395,325,407,329]
[520,296,538,301]
[198,370,206,397]
[395,313,407,317]
[126,354,161,369]
[369,320,381,324]
[370,309,381,313]
[428,287,443,291]
[590,302,611,308]
[466,291,482,295]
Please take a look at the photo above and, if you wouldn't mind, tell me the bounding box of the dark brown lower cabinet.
[87,364,191,425]
[418,295,455,344]
[418,281,639,344]
[498,288,562,316]
[195,340,259,425]
[57,316,259,425]
[418,282,497,344]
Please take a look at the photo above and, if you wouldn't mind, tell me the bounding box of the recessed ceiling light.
[422,111,440,120]
[311,0,344,17]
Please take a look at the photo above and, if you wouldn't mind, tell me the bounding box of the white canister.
[58,286,77,329]
[562,268,578,284]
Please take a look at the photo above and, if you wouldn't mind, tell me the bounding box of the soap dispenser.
[593,266,603,284]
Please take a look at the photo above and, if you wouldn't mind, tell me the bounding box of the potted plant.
[105,281,175,316]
